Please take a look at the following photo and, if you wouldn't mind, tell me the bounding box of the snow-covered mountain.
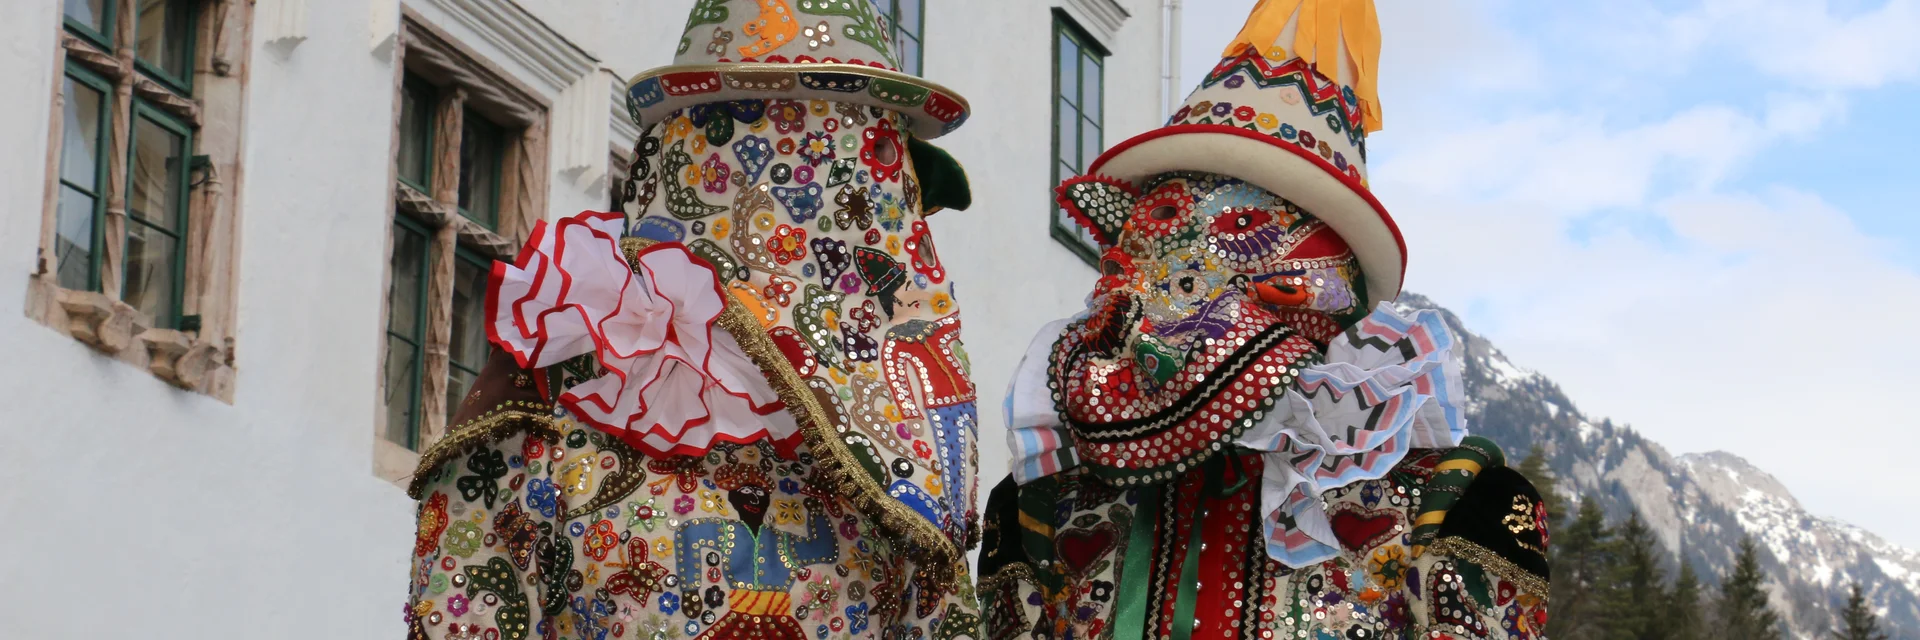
[1397,293,1920,639]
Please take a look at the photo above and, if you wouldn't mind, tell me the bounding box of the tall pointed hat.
[625,0,970,140]
[1070,0,1403,306]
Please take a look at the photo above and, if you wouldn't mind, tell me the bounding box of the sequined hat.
[626,0,970,140]
[1069,0,1404,307]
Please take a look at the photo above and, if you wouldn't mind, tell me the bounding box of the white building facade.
[0,0,1177,637]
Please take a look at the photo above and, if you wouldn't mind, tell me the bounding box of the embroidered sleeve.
[1409,465,1550,638]
[405,430,557,640]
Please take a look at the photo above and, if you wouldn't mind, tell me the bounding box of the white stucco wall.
[0,1,1166,637]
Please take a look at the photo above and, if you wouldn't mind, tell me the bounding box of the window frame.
[398,74,438,194]
[63,1,118,52]
[877,0,926,76]
[130,0,198,96]
[1049,11,1108,267]
[387,215,435,450]
[124,99,194,330]
[445,246,492,422]
[56,63,116,294]
[457,108,505,230]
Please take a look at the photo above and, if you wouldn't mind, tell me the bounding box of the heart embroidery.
[1329,505,1402,552]
[1054,523,1118,576]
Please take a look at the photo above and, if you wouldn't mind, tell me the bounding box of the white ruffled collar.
[1002,302,1467,567]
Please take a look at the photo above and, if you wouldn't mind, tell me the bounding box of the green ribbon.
[1112,482,1161,640]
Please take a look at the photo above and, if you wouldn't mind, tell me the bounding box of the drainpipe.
[1163,0,1182,120]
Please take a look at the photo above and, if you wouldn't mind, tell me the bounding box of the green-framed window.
[458,109,504,229]
[124,101,192,329]
[447,248,492,423]
[385,216,433,450]
[1050,12,1106,266]
[874,0,925,75]
[132,0,197,94]
[55,64,114,292]
[64,0,117,50]
[398,74,437,193]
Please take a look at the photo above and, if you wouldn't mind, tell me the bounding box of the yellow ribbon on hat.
[1223,0,1383,133]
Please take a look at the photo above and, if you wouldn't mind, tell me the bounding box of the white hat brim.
[1088,124,1406,308]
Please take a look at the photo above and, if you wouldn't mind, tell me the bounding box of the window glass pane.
[449,254,491,372]
[129,114,186,230]
[897,33,921,76]
[385,335,420,448]
[899,0,921,37]
[65,0,109,40]
[458,112,502,227]
[124,221,178,325]
[60,77,105,192]
[1056,100,1078,168]
[399,77,433,188]
[134,0,192,82]
[55,187,97,291]
[1082,55,1103,122]
[1057,33,1079,108]
[388,222,429,338]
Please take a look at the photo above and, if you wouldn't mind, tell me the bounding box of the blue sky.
[1180,0,1920,549]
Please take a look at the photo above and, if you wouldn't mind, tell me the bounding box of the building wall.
[0,0,1166,637]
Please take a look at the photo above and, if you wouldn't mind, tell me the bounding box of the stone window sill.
[24,276,236,401]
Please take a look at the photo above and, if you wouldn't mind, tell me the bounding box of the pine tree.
[1600,512,1667,640]
[1833,582,1889,640]
[1515,445,1563,532]
[1713,536,1782,640]
[1549,497,1616,640]
[1667,560,1706,640]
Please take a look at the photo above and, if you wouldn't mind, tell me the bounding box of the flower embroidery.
[1370,545,1408,590]
[847,300,880,332]
[583,520,620,561]
[443,519,483,558]
[930,292,954,316]
[774,500,805,525]
[768,100,806,134]
[845,603,871,635]
[697,489,733,516]
[525,477,559,518]
[832,184,873,230]
[1234,105,1257,121]
[859,119,905,183]
[803,21,833,49]
[837,272,862,295]
[771,225,808,264]
[626,499,661,533]
[799,131,836,166]
[699,154,729,194]
[874,190,905,232]
[1256,113,1279,129]
[762,276,797,307]
[447,593,470,617]
[672,495,695,515]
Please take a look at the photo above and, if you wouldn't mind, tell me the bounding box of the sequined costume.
[402,2,983,638]
[976,2,1551,639]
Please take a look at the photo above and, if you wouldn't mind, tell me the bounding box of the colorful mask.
[618,99,979,568]
[1049,171,1368,484]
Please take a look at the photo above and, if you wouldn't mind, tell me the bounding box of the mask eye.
[1149,205,1179,221]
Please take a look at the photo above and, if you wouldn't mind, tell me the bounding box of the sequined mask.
[618,99,979,557]
[1048,172,1367,484]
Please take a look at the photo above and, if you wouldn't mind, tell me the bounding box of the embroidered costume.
[403,3,984,639]
[977,2,1551,638]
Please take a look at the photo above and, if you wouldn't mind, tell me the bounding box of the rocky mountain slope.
[1397,293,1920,639]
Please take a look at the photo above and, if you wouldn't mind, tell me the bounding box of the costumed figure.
[976,2,1552,639]
[403,2,983,639]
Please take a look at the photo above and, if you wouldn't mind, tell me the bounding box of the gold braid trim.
[620,238,966,590]
[1428,536,1551,601]
[407,403,561,499]
[977,562,1039,595]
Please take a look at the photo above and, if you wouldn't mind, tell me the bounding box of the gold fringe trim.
[407,405,561,499]
[620,238,967,590]
[1427,536,1551,602]
[1222,0,1383,132]
[977,562,1039,596]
